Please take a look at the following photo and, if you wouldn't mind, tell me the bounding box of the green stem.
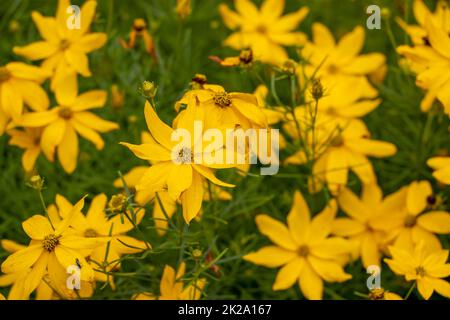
[38,190,55,230]
[404,282,416,300]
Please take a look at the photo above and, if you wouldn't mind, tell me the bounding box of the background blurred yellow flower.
[219,0,308,65]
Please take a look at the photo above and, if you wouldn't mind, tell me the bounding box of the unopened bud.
[140,81,157,99]
[192,249,202,259]
[29,175,44,190]
[108,194,127,213]
[310,79,324,100]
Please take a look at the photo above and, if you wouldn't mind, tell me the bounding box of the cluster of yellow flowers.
[0,0,449,301]
[397,0,450,185]
[2,0,118,174]
[219,0,450,300]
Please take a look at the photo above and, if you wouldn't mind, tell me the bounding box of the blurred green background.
[0,0,448,299]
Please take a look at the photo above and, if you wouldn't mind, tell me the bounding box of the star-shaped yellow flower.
[385,242,450,300]
[121,100,234,224]
[17,81,118,174]
[1,197,108,299]
[244,191,352,300]
[374,181,450,254]
[219,0,309,65]
[13,0,107,89]
[332,184,395,268]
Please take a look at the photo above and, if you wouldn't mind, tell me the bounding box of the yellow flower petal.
[1,244,43,274]
[298,261,323,300]
[167,164,193,200]
[40,118,66,161]
[13,41,58,60]
[119,142,171,162]
[417,277,434,300]
[57,123,78,174]
[244,246,296,268]
[22,215,54,240]
[307,256,352,282]
[255,214,297,250]
[273,257,304,291]
[406,181,432,215]
[181,170,204,223]
[144,101,175,149]
[287,191,311,244]
[417,211,450,234]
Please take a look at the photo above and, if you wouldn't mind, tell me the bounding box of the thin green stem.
[404,282,416,300]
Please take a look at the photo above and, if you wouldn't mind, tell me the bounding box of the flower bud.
[310,79,324,100]
[29,175,44,190]
[140,81,157,99]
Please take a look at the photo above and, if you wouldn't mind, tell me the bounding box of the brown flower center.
[43,234,61,252]
[176,147,193,164]
[0,67,11,82]
[59,107,73,119]
[59,39,71,50]
[330,135,344,147]
[256,24,267,34]
[415,266,426,277]
[213,92,231,108]
[404,214,417,228]
[297,245,309,257]
[84,228,98,238]
[328,64,339,74]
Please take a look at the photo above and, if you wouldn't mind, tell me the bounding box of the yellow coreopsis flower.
[0,197,108,299]
[285,111,397,194]
[175,84,268,130]
[13,0,107,90]
[47,194,149,288]
[397,0,450,45]
[428,157,450,185]
[133,262,205,300]
[332,184,395,268]
[121,100,235,224]
[374,181,450,254]
[0,239,91,300]
[307,77,381,120]
[385,243,450,300]
[219,0,309,65]
[244,191,352,300]
[18,82,118,174]
[7,128,43,172]
[301,23,386,86]
[397,20,450,115]
[0,62,50,133]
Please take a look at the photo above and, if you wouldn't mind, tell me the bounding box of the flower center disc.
[415,266,426,277]
[177,147,193,164]
[84,228,98,238]
[0,67,11,82]
[213,92,231,108]
[331,135,344,147]
[298,245,309,257]
[256,24,267,34]
[404,214,417,228]
[59,39,70,50]
[43,234,60,252]
[59,107,73,119]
